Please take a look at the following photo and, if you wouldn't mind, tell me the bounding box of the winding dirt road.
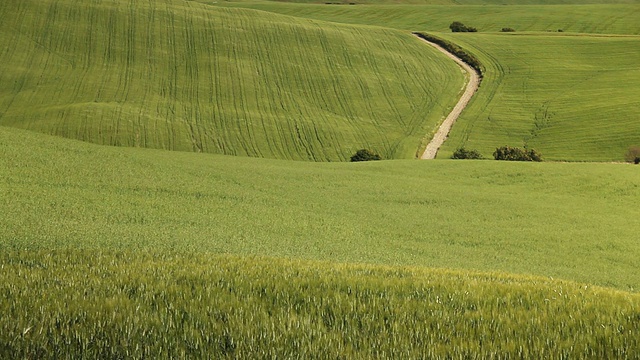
[415,35,480,160]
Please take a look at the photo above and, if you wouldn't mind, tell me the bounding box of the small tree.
[493,146,542,162]
[449,21,465,32]
[350,149,382,162]
[449,21,477,33]
[625,146,640,164]
[451,148,483,159]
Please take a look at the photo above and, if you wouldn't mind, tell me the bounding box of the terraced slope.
[0,0,462,161]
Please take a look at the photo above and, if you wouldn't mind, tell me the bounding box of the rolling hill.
[435,32,640,161]
[221,1,640,161]
[3,125,640,290]
[3,125,640,356]
[218,2,640,34]
[0,0,463,161]
[3,0,640,356]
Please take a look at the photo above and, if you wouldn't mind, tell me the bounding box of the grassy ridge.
[2,250,639,358]
[218,2,640,34]
[3,126,640,290]
[436,33,640,161]
[0,0,463,161]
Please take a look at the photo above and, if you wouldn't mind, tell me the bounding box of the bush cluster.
[501,27,516,32]
[449,21,477,33]
[350,149,382,162]
[493,146,542,162]
[412,32,483,78]
[451,148,483,160]
[625,146,640,164]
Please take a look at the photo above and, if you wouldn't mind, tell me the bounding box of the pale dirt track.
[415,34,480,160]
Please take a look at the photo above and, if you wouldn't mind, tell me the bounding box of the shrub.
[501,28,516,32]
[624,146,640,164]
[451,148,483,159]
[493,146,542,162]
[449,21,465,32]
[350,149,382,162]
[449,21,478,33]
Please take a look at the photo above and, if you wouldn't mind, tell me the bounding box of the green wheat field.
[2,0,640,357]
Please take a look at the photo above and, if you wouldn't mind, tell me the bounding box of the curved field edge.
[2,250,639,358]
[3,126,640,290]
[0,0,463,161]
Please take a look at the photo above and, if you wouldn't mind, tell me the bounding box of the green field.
[222,1,640,161]
[2,127,640,356]
[3,251,639,358]
[0,0,463,161]
[219,2,640,34]
[3,0,640,356]
[3,126,640,289]
[3,0,639,161]
[434,32,640,161]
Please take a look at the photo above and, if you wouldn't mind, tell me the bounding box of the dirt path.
[415,34,480,160]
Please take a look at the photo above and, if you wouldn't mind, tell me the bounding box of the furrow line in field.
[416,35,480,160]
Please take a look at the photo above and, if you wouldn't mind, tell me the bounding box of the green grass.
[216,2,640,161]
[218,2,640,34]
[3,126,640,290]
[3,0,640,355]
[2,250,639,358]
[0,0,463,161]
[5,0,639,162]
[434,32,640,161]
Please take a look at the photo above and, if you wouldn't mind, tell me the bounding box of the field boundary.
[414,33,481,160]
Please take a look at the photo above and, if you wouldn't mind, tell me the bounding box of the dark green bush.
[624,146,640,164]
[493,146,542,162]
[449,21,477,33]
[350,149,382,162]
[501,28,516,32]
[451,148,483,160]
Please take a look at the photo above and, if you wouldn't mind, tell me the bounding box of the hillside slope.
[3,126,640,290]
[436,33,640,161]
[218,2,640,160]
[0,0,462,161]
[219,2,640,34]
